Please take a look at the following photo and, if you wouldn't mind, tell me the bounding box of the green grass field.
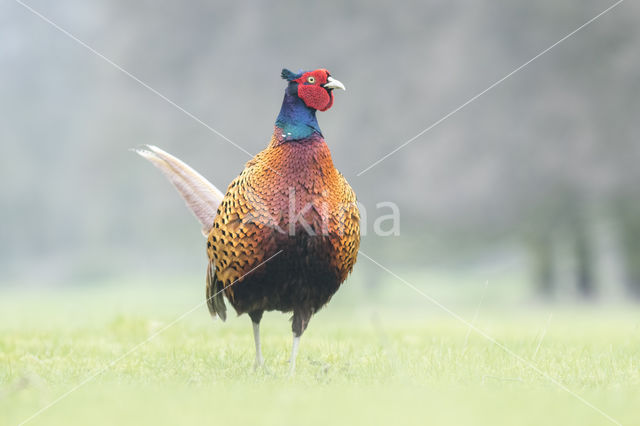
[1,277,638,426]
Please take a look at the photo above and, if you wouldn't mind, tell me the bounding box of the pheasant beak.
[323,76,346,91]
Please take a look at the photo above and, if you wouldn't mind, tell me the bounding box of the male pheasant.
[136,68,360,372]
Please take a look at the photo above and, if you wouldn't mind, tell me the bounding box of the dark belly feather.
[230,233,341,314]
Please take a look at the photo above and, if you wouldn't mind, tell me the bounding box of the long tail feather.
[133,145,224,235]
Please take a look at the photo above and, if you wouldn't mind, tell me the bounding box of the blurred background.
[1,0,638,306]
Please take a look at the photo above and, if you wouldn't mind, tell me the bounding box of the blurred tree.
[1,0,638,300]
[615,197,640,298]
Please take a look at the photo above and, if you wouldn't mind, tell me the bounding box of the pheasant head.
[275,68,346,141]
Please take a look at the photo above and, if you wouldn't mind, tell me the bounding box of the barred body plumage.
[206,132,360,335]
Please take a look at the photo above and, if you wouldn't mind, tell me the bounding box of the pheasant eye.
[307,76,315,84]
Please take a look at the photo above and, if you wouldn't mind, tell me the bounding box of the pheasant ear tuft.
[281,68,302,82]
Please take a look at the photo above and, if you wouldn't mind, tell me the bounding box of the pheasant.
[136,68,360,372]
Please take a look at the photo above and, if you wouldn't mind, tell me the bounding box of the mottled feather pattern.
[206,131,360,321]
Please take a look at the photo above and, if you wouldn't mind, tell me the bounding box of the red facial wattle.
[295,70,334,111]
[298,84,334,111]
